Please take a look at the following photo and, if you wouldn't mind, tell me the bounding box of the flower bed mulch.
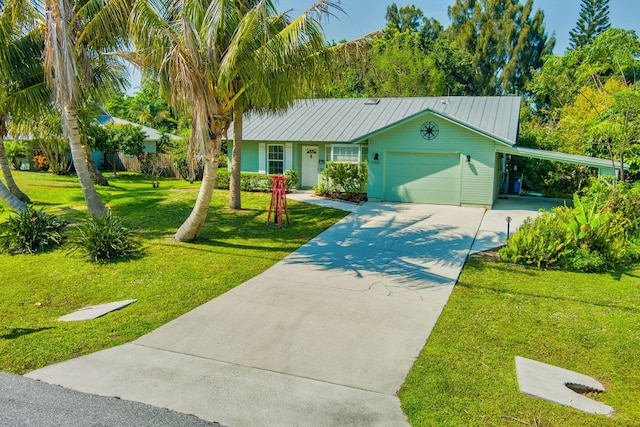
[316,192,368,204]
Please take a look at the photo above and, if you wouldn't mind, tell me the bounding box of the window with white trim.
[268,144,284,174]
[328,145,361,164]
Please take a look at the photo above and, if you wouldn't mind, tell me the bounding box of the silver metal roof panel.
[234,96,521,145]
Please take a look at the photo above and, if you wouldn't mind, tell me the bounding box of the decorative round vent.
[420,121,439,140]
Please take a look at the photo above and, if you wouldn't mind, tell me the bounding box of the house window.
[328,145,361,163]
[268,144,284,174]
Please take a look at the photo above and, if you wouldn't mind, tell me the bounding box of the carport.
[497,145,630,194]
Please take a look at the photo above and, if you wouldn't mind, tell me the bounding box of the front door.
[301,146,319,188]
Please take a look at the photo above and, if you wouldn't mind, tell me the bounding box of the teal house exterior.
[230,97,625,207]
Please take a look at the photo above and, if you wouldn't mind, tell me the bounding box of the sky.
[127,0,640,93]
[279,0,640,55]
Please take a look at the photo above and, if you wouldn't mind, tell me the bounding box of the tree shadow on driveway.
[276,203,485,292]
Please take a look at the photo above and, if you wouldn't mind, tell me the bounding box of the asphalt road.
[0,372,220,427]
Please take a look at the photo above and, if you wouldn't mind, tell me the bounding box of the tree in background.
[327,3,473,98]
[530,29,640,183]
[568,0,610,50]
[98,123,146,176]
[364,32,448,97]
[106,78,179,134]
[447,0,555,95]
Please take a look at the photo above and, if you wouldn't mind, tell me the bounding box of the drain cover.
[515,356,613,416]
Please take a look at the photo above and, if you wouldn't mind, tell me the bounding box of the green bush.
[73,211,141,263]
[0,207,66,254]
[580,178,640,238]
[563,247,607,272]
[240,174,272,192]
[284,169,299,190]
[215,169,230,189]
[4,140,28,170]
[500,191,639,272]
[215,170,294,192]
[498,211,573,268]
[319,161,368,194]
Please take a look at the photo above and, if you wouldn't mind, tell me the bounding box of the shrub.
[284,169,299,190]
[4,140,28,169]
[319,161,368,194]
[73,211,141,263]
[240,174,272,192]
[0,207,65,254]
[580,178,640,238]
[215,169,230,189]
[215,170,294,192]
[500,192,639,272]
[498,211,573,268]
[562,247,607,272]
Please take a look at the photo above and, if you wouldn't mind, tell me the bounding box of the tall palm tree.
[130,0,340,241]
[227,1,342,210]
[0,0,45,203]
[41,0,131,217]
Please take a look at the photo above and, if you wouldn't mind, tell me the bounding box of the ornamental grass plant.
[72,210,142,263]
[0,206,65,255]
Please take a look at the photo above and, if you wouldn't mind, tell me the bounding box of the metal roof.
[499,146,630,172]
[233,96,521,145]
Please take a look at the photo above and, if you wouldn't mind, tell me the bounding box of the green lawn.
[400,256,640,426]
[0,171,347,374]
[3,172,639,426]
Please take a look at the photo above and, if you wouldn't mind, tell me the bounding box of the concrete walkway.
[26,196,562,426]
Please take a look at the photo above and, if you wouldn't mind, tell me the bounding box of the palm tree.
[41,0,131,217]
[0,0,44,203]
[129,0,341,241]
[0,178,26,211]
[227,1,342,210]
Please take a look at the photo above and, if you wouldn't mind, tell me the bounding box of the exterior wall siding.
[239,141,260,172]
[367,113,499,206]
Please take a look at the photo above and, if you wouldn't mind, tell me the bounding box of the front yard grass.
[400,256,640,426]
[0,171,347,374]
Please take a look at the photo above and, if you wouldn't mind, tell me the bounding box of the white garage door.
[384,152,461,205]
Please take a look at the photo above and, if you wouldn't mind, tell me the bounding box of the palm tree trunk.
[229,104,243,210]
[0,137,30,203]
[63,102,106,217]
[175,138,220,242]
[82,143,109,186]
[0,179,27,212]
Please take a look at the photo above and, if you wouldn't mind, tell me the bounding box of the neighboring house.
[95,114,181,168]
[7,114,179,171]
[229,97,628,207]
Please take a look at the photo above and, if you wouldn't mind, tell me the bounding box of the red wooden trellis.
[266,175,290,228]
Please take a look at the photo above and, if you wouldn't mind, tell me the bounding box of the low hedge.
[215,169,297,192]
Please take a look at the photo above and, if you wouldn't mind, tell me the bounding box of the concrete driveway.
[26,198,560,426]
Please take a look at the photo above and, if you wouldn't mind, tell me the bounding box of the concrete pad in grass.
[516,356,613,416]
[58,300,137,322]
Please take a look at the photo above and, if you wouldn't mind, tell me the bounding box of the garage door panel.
[384,153,460,205]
